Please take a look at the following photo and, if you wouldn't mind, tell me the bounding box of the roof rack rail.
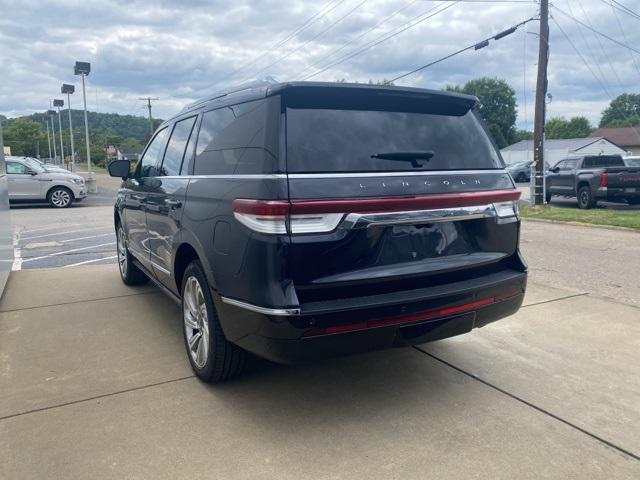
[181,77,279,113]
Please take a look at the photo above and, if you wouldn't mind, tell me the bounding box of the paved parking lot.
[9,174,118,270]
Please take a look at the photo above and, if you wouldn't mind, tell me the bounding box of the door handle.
[131,194,146,202]
[166,199,182,209]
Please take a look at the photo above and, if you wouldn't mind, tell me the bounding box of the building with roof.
[588,127,640,155]
[500,137,628,167]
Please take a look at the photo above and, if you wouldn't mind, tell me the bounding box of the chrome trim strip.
[341,204,497,229]
[158,171,507,180]
[221,296,301,316]
[287,170,507,179]
[160,174,287,180]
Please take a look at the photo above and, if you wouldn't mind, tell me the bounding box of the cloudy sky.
[1,0,639,129]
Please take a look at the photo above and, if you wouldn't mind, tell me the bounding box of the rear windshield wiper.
[371,151,434,168]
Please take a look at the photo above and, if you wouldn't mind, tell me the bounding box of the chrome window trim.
[157,170,507,180]
[221,296,301,316]
[287,170,508,179]
[341,204,498,229]
[150,260,171,275]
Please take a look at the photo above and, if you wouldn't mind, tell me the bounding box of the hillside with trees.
[1,110,162,164]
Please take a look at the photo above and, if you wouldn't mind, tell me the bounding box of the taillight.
[232,199,343,234]
[599,170,608,187]
[233,189,521,234]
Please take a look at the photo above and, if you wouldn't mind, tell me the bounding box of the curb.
[521,217,640,233]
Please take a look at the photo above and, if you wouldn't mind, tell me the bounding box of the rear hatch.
[278,84,522,305]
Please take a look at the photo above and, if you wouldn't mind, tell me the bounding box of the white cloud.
[1,0,639,129]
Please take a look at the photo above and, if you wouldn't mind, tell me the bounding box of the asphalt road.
[9,174,119,270]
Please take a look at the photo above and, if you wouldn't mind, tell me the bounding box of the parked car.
[6,157,86,207]
[624,156,640,167]
[109,81,527,383]
[6,156,68,173]
[546,154,640,208]
[507,160,533,182]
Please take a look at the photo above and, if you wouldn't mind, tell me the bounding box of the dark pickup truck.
[546,155,640,208]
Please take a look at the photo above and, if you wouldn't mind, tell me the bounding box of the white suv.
[6,157,87,208]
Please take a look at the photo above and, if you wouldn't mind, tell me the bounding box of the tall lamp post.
[47,109,57,162]
[74,61,92,179]
[53,99,65,166]
[44,118,52,159]
[61,84,76,171]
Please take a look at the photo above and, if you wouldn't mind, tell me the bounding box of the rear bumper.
[596,187,640,201]
[215,268,527,364]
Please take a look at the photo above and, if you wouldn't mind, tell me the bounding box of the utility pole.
[45,119,52,159]
[533,0,549,205]
[140,97,159,137]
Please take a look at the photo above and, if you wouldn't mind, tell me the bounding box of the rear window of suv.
[285,107,502,173]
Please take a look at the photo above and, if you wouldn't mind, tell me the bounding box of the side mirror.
[550,166,560,173]
[108,159,131,179]
[28,170,38,176]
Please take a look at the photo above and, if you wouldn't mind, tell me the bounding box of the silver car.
[6,157,86,208]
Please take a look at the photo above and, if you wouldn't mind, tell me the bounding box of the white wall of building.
[501,138,628,167]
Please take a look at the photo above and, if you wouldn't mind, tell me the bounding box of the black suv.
[109,81,527,383]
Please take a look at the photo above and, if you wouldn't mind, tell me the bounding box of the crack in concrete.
[0,376,195,422]
[413,346,640,463]
[0,290,161,313]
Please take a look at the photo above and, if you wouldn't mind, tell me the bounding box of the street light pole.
[48,109,57,162]
[74,61,92,176]
[62,84,76,171]
[53,99,65,164]
[45,119,52,159]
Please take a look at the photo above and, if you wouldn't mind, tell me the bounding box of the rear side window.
[582,156,625,168]
[286,108,502,173]
[194,98,279,175]
[139,127,169,177]
[161,116,197,176]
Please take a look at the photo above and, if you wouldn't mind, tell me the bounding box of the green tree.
[3,118,46,157]
[446,77,517,148]
[600,93,640,127]
[545,116,592,139]
[511,129,533,143]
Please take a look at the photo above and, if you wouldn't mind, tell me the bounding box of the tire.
[545,191,552,204]
[628,199,640,206]
[116,222,148,285]
[47,186,73,208]
[181,260,246,383]
[577,186,596,209]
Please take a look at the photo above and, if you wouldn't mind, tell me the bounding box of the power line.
[603,0,640,21]
[551,15,640,137]
[390,16,539,82]
[242,0,370,83]
[575,0,623,90]
[606,0,640,76]
[551,4,640,55]
[295,0,420,79]
[303,1,458,80]
[215,0,346,86]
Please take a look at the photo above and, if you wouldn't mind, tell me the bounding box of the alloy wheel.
[51,189,71,207]
[117,227,127,276]
[183,276,210,368]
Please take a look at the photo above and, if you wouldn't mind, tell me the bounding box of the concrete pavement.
[1,265,639,479]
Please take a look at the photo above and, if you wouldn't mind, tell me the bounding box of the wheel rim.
[117,227,127,276]
[580,191,589,206]
[183,276,210,368]
[51,189,71,207]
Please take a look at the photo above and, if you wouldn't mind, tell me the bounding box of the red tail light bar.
[233,189,521,234]
[599,171,608,188]
[234,189,520,215]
